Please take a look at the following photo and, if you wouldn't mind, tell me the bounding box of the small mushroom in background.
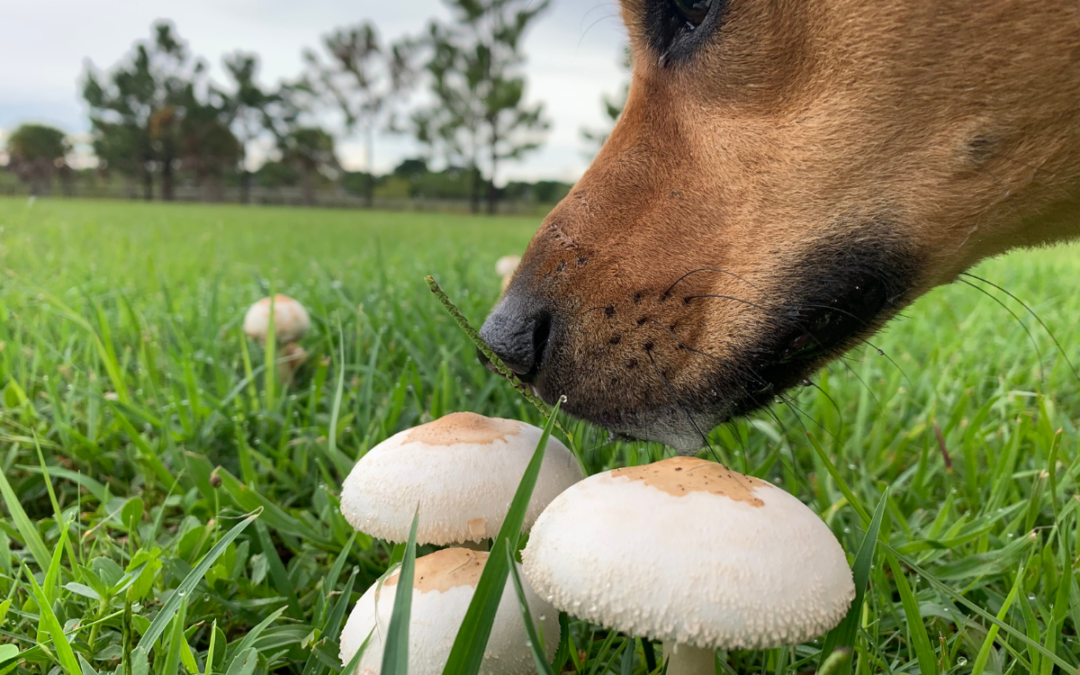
[242,294,311,383]
[339,548,560,673]
[340,412,583,548]
[495,255,521,293]
[522,456,855,675]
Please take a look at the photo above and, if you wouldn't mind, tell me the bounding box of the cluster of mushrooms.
[334,413,856,674]
[238,287,855,673]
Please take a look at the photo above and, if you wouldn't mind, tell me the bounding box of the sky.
[0,0,629,183]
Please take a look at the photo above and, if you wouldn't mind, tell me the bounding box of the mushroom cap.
[243,295,310,344]
[339,548,560,674]
[522,456,855,650]
[341,412,583,545]
[495,255,521,278]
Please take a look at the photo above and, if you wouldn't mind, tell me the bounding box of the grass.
[0,196,1077,675]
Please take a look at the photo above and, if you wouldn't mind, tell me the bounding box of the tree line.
[2,0,569,213]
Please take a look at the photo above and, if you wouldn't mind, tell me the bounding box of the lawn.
[0,196,1078,675]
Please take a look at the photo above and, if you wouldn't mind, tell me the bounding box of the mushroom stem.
[663,641,715,675]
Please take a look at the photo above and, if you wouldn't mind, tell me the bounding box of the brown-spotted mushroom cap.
[340,412,583,545]
[494,255,521,278]
[243,295,311,344]
[339,548,559,674]
[522,457,854,665]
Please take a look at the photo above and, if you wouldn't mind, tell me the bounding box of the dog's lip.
[476,348,540,383]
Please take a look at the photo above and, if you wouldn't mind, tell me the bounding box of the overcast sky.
[0,1,628,183]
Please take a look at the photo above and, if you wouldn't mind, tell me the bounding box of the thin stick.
[426,276,551,415]
[426,276,585,463]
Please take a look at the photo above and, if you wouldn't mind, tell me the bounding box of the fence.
[0,179,558,217]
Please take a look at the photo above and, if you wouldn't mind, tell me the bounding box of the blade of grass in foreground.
[0,464,51,571]
[27,569,80,675]
[818,488,888,672]
[442,398,562,675]
[506,540,556,675]
[381,507,420,675]
[138,509,260,651]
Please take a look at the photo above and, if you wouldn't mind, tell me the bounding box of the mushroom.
[243,294,310,345]
[340,412,582,547]
[339,548,560,674]
[242,294,311,382]
[495,255,521,292]
[522,456,855,675]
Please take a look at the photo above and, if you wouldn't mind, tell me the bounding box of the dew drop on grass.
[957,658,967,666]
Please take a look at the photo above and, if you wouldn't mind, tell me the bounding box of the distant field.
[1,196,1078,674]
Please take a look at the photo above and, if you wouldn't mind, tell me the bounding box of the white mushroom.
[341,412,582,546]
[495,255,521,293]
[243,294,311,345]
[522,456,854,675]
[339,548,559,674]
[495,255,521,278]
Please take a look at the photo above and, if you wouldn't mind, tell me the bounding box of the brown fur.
[484,0,1080,450]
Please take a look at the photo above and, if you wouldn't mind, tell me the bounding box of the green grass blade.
[0,466,51,570]
[138,509,259,651]
[819,488,888,670]
[162,597,187,675]
[223,606,287,671]
[885,552,937,675]
[27,569,80,675]
[300,568,357,675]
[254,520,303,619]
[339,628,374,675]
[505,540,556,675]
[885,543,1075,672]
[442,399,562,675]
[381,507,420,675]
[224,648,257,675]
[203,620,218,675]
[971,568,1024,675]
[264,294,277,410]
[325,326,352,476]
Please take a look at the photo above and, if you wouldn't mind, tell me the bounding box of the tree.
[220,52,275,203]
[303,22,418,208]
[279,126,340,206]
[4,124,70,195]
[82,21,208,201]
[412,0,551,214]
[581,45,632,158]
[177,92,242,200]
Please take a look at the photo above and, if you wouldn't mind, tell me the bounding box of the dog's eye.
[671,0,711,26]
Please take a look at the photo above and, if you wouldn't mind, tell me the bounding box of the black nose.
[478,295,552,380]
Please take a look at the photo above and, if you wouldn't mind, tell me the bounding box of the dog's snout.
[478,296,552,380]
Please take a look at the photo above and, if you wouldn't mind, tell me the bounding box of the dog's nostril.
[478,302,553,380]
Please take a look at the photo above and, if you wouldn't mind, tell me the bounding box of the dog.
[479,0,1080,451]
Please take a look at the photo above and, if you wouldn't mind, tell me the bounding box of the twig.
[426,275,552,416]
[426,276,584,462]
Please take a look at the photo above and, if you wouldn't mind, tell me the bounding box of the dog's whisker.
[660,267,762,300]
[776,392,836,441]
[644,348,722,463]
[961,272,1080,382]
[958,277,1046,386]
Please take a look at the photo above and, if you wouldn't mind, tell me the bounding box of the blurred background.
[0,1,630,214]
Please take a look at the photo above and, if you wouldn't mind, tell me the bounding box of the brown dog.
[481,0,1080,450]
